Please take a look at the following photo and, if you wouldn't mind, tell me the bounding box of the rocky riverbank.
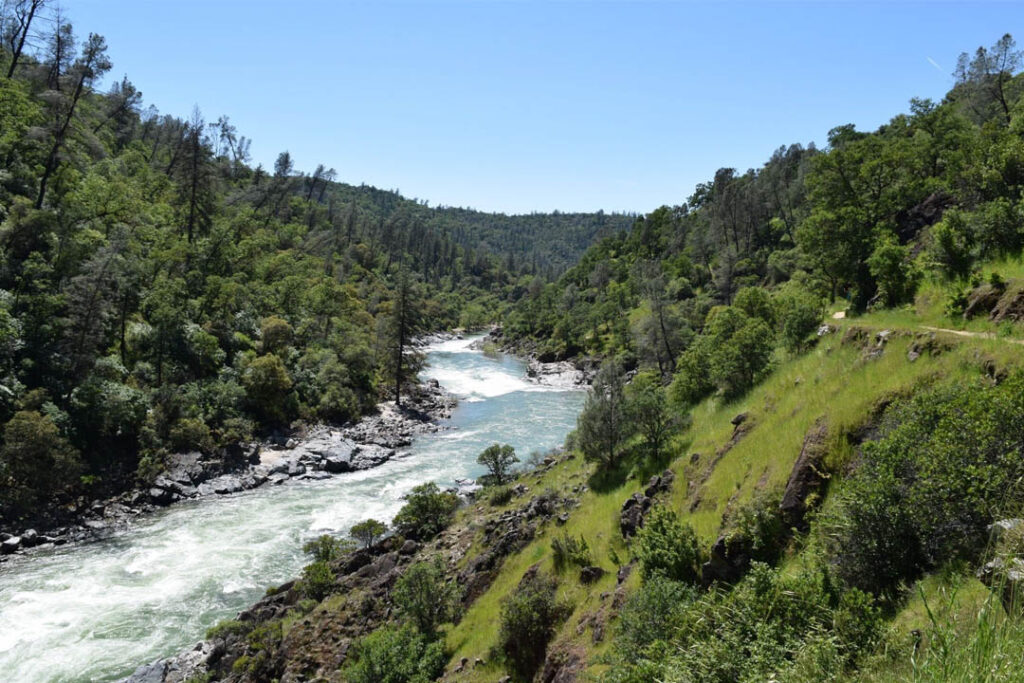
[0,379,456,560]
[471,327,599,387]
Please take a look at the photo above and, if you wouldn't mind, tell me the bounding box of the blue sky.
[68,1,1019,214]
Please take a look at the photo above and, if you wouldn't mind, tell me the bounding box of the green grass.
[443,291,1024,681]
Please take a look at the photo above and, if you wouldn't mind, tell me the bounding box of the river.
[0,336,586,682]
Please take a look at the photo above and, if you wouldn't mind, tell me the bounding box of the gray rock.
[1,536,20,554]
[20,529,38,547]
[149,487,174,506]
[121,659,168,683]
[579,566,606,584]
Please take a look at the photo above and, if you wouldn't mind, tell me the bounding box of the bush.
[392,482,459,541]
[551,533,591,572]
[242,353,294,425]
[168,417,214,453]
[496,571,569,680]
[615,576,698,658]
[607,563,882,683]
[392,559,461,638]
[205,619,252,641]
[350,518,387,549]
[344,622,447,683]
[0,410,82,513]
[302,534,351,562]
[477,443,518,484]
[488,485,514,506]
[635,505,702,584]
[819,372,1024,601]
[724,490,785,566]
[300,560,335,601]
[774,286,823,352]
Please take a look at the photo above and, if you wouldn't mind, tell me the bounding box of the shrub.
[635,505,702,584]
[615,576,698,658]
[496,571,569,680]
[392,560,461,638]
[488,485,514,506]
[477,443,518,484]
[0,410,82,513]
[350,518,387,549]
[819,372,1024,601]
[624,371,678,460]
[242,353,293,425]
[551,533,591,572]
[300,560,335,601]
[344,622,447,683]
[724,490,785,566]
[168,417,214,453]
[302,534,351,562]
[205,619,252,641]
[392,482,459,541]
[774,286,823,352]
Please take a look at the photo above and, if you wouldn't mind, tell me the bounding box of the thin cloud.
[927,57,944,73]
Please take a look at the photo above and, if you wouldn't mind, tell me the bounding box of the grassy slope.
[441,265,1024,682]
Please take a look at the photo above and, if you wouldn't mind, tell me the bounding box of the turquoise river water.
[0,336,586,682]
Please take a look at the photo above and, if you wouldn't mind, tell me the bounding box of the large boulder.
[701,534,752,585]
[1,536,21,554]
[977,556,1024,618]
[779,419,830,530]
[619,493,650,538]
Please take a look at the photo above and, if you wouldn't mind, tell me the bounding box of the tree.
[36,32,111,209]
[576,359,630,469]
[381,265,425,406]
[392,482,459,541]
[350,518,387,549]
[955,33,1022,125]
[2,0,45,78]
[477,443,518,484]
[392,560,461,638]
[867,233,919,307]
[497,571,567,679]
[242,354,293,425]
[0,410,82,513]
[625,371,676,460]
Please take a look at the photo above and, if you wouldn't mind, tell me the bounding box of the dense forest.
[0,2,623,527]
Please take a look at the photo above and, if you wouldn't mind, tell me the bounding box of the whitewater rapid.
[0,336,586,682]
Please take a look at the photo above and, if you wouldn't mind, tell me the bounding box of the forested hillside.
[505,33,1024,371]
[0,4,618,528]
[215,33,1024,683]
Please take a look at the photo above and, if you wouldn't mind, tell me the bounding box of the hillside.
[0,7,619,532]
[174,33,1024,683]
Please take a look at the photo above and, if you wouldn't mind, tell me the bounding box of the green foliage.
[242,354,294,425]
[350,518,387,549]
[819,372,1024,601]
[299,560,335,601]
[392,482,459,541]
[868,233,920,307]
[476,443,518,484]
[392,559,461,638]
[0,410,82,513]
[496,571,569,680]
[343,622,447,683]
[550,532,591,572]
[576,360,629,469]
[774,285,824,352]
[724,490,786,566]
[634,505,703,584]
[302,534,351,563]
[487,485,514,506]
[624,371,678,460]
[204,619,252,641]
[607,564,882,683]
